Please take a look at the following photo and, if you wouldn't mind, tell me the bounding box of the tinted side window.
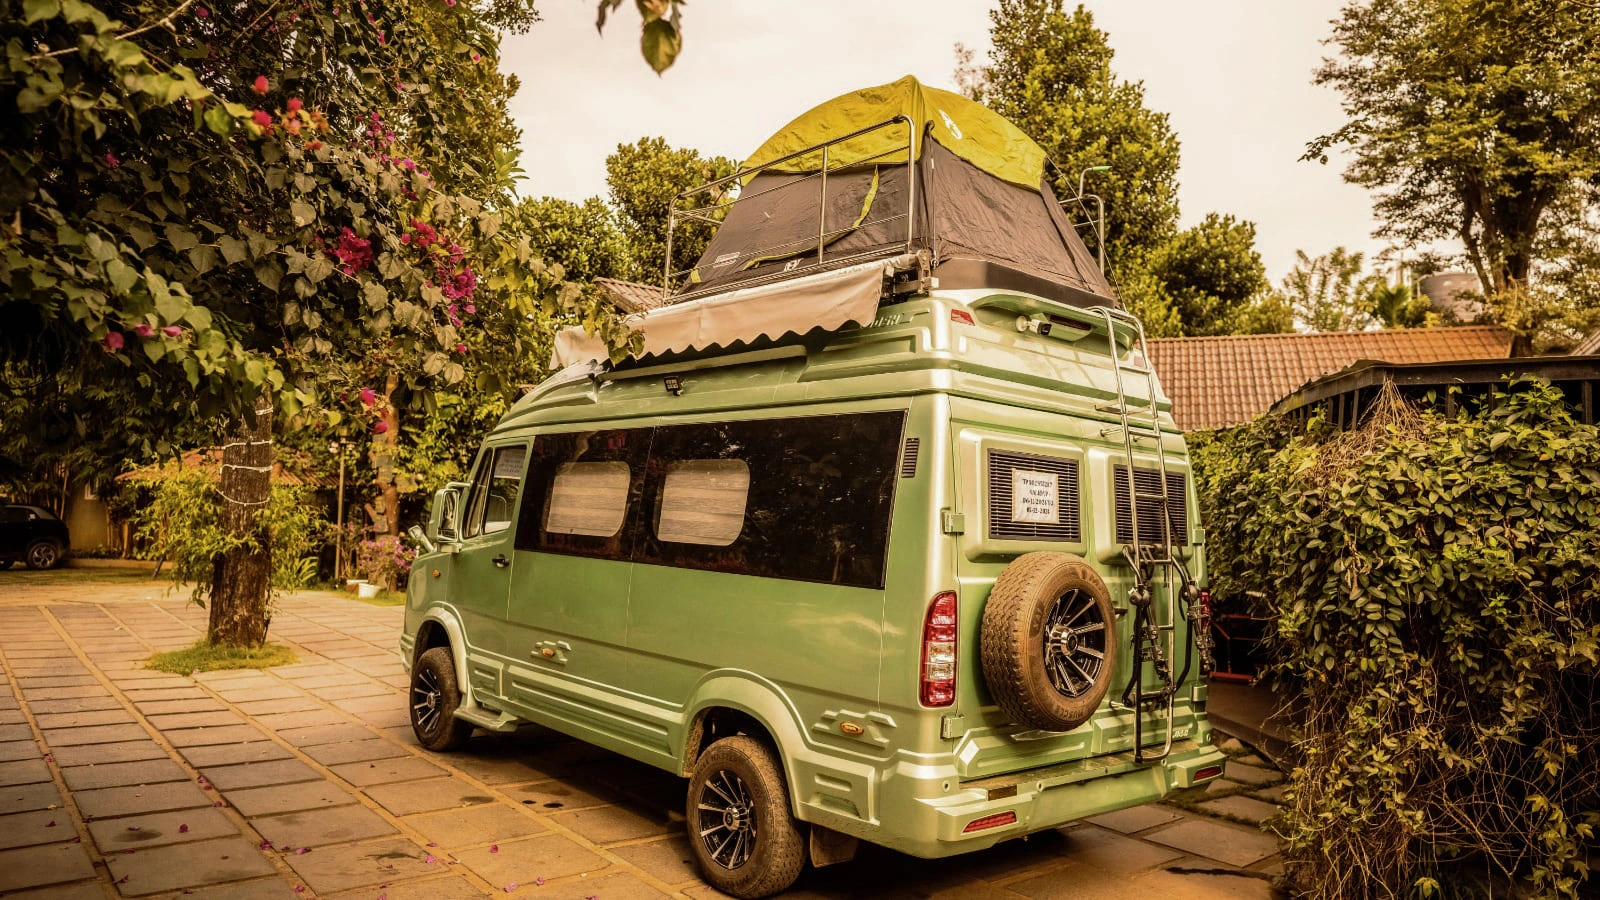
[636,412,904,589]
[516,429,651,559]
[0,508,27,524]
[464,445,527,539]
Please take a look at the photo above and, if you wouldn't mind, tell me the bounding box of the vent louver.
[901,438,920,478]
[987,451,1081,542]
[1113,466,1188,546]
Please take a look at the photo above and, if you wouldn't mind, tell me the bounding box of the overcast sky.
[501,0,1389,282]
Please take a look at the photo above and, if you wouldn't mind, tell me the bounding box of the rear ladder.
[1092,307,1208,763]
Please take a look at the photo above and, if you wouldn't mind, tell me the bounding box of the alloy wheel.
[27,543,58,570]
[696,769,757,870]
[1042,587,1107,698]
[411,668,443,733]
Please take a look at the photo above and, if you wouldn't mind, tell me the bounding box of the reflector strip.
[963,811,1017,833]
[1195,765,1224,781]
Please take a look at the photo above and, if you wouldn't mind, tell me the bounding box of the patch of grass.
[146,640,298,674]
[353,588,407,606]
[0,567,154,585]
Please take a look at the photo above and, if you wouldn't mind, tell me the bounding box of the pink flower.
[179,824,189,833]
[359,388,376,407]
[331,227,373,274]
[134,323,154,337]
[471,51,481,61]
[504,885,516,893]
[102,331,125,351]
[162,325,183,338]
[286,97,303,113]
[251,109,272,127]
[464,304,476,315]
[252,75,269,95]
[196,5,208,16]
[455,343,467,353]
[103,152,119,168]
[489,845,498,854]
[373,421,389,435]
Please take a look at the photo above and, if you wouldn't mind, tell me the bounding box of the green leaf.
[165,225,199,252]
[202,104,234,136]
[218,236,249,265]
[105,259,138,295]
[640,19,681,75]
[303,255,334,284]
[187,244,220,275]
[22,0,60,24]
[290,200,316,227]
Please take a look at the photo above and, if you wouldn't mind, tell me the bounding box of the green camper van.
[400,77,1225,898]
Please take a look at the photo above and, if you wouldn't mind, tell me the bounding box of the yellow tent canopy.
[742,75,1048,190]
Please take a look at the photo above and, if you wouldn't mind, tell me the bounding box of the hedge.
[1192,380,1600,898]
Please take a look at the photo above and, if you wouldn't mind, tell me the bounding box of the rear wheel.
[25,540,62,570]
[686,736,805,899]
[409,647,473,751]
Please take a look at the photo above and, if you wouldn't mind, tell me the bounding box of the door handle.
[492,554,510,568]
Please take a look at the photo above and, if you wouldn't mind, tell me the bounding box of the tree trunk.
[208,396,275,647]
[367,371,402,537]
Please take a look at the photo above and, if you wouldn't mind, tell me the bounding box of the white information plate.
[1010,470,1059,524]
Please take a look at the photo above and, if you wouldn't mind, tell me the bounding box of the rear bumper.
[814,740,1225,858]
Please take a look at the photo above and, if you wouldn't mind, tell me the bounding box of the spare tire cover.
[980,552,1118,731]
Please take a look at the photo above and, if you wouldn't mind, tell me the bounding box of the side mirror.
[428,484,467,545]
[407,525,435,555]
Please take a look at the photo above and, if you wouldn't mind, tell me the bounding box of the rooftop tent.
[675,75,1115,307]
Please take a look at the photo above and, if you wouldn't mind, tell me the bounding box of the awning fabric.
[551,258,893,368]
[745,75,1046,190]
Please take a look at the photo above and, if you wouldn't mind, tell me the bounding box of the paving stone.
[201,758,321,791]
[1198,794,1282,826]
[1202,777,1244,795]
[60,758,188,791]
[1086,804,1185,835]
[49,740,167,766]
[277,723,377,747]
[166,724,268,747]
[132,698,224,716]
[282,835,437,894]
[300,738,408,766]
[1008,857,1272,900]
[1236,754,1268,766]
[0,739,40,762]
[26,696,125,715]
[250,804,397,848]
[550,804,670,844]
[0,841,95,892]
[0,781,64,813]
[0,709,23,725]
[1251,784,1287,803]
[254,708,351,731]
[74,780,212,819]
[104,836,277,896]
[235,698,313,716]
[404,803,547,849]
[435,750,556,785]
[0,880,109,900]
[352,707,411,729]
[214,686,303,703]
[611,834,699,886]
[87,807,238,851]
[146,710,247,731]
[329,755,445,787]
[1223,761,1282,787]
[507,778,610,811]
[0,809,74,850]
[364,776,498,816]
[224,780,358,817]
[526,871,669,899]
[15,675,94,688]
[40,723,150,746]
[19,687,107,701]
[1048,824,1185,873]
[0,758,51,787]
[122,688,210,703]
[32,709,133,730]
[1145,818,1282,868]
[0,723,36,741]
[455,832,611,888]
[311,682,392,701]
[323,873,484,900]
[178,740,293,768]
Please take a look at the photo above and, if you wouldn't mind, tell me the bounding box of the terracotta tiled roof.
[1147,326,1514,431]
[596,277,668,314]
[1575,330,1600,356]
[116,449,334,488]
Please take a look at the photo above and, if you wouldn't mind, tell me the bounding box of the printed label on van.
[1011,470,1058,523]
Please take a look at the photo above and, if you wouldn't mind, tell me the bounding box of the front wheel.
[25,540,62,570]
[686,736,805,899]
[409,647,474,752]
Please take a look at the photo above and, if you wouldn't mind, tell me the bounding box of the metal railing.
[663,115,919,299]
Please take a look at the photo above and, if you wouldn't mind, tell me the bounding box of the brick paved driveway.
[0,575,1284,898]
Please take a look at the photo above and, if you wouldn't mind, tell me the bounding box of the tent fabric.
[551,257,895,368]
[745,75,1046,190]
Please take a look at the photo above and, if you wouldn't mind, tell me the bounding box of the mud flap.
[809,824,860,868]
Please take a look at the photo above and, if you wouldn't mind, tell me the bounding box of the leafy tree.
[1148,213,1275,336]
[1281,247,1373,332]
[515,196,632,284]
[3,0,632,645]
[1366,280,1431,329]
[1308,0,1600,352]
[605,136,737,284]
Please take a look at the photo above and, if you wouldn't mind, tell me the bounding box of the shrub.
[1195,381,1600,898]
[355,535,416,592]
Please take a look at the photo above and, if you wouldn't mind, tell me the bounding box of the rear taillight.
[963,811,1017,833]
[920,592,957,707]
[1195,764,1224,781]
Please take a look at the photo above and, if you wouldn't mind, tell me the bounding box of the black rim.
[696,769,757,870]
[411,667,444,734]
[1043,588,1107,698]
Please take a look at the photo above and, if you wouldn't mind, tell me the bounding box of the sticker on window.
[1010,470,1058,524]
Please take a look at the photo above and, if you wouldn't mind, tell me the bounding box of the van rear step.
[961,740,1201,801]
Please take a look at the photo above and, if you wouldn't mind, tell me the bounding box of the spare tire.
[980,552,1118,731]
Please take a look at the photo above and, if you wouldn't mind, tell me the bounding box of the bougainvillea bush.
[1194,382,1600,898]
[355,534,415,592]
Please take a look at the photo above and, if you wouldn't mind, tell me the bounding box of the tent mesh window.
[1112,466,1188,546]
[986,450,1081,542]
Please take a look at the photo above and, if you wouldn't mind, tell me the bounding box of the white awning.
[551,256,901,368]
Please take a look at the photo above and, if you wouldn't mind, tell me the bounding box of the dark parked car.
[0,504,69,570]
